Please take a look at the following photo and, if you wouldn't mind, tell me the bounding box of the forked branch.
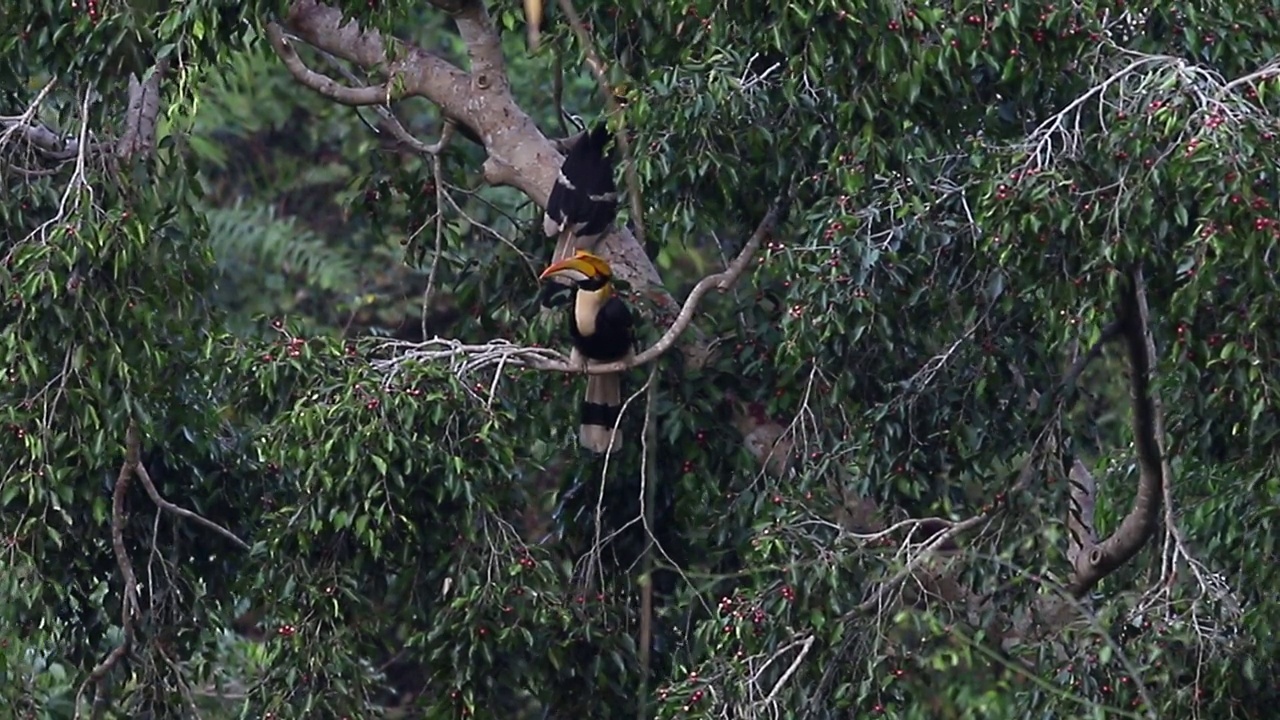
[267,23,403,106]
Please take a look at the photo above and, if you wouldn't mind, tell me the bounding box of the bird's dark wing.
[543,124,618,237]
[600,295,634,335]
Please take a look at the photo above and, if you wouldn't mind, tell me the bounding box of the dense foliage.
[2,0,1278,718]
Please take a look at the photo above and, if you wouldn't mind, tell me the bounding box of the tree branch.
[267,23,401,106]
[435,0,509,89]
[75,423,142,720]
[115,61,168,159]
[535,190,788,375]
[283,0,472,115]
[1067,266,1165,597]
[134,458,251,552]
[281,0,671,310]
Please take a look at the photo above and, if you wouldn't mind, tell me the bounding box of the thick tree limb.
[437,0,509,89]
[1067,267,1165,597]
[283,1,472,116]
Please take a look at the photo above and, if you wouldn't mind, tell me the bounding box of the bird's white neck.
[574,286,608,336]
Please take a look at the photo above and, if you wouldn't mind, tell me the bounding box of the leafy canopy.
[1,0,1278,718]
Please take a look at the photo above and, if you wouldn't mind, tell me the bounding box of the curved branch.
[283,0,472,117]
[267,23,399,106]
[374,191,786,381]
[76,423,142,719]
[1067,266,1165,597]
[135,460,251,551]
[281,0,668,303]
[535,190,788,375]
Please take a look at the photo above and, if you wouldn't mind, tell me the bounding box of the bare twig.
[763,634,815,703]
[135,460,251,552]
[636,365,659,720]
[422,123,457,339]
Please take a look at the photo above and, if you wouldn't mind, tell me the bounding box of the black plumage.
[570,292,633,362]
[543,123,619,241]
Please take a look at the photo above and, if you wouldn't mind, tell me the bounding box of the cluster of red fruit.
[67,0,101,23]
[657,670,706,712]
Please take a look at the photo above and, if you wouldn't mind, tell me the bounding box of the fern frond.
[205,200,361,294]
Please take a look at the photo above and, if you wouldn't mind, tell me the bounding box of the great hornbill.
[543,121,619,262]
[539,250,635,454]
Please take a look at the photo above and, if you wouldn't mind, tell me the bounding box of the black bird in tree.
[538,250,635,454]
[543,121,619,262]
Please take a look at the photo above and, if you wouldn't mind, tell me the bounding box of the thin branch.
[636,365,659,720]
[556,0,647,246]
[307,40,459,156]
[764,634,815,703]
[423,127,456,339]
[135,460,251,552]
[559,189,787,373]
[1221,59,1280,92]
[375,191,786,381]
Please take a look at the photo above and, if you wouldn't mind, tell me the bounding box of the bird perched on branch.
[539,250,635,454]
[543,121,619,263]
